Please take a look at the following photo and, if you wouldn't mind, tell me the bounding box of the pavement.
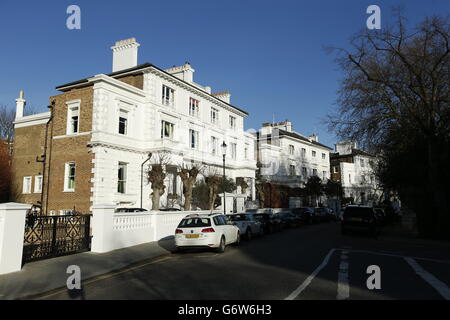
[2,222,450,300]
[0,238,175,300]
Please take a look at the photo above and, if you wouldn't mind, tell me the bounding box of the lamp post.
[140,152,152,208]
[221,141,227,215]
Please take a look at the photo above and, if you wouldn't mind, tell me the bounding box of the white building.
[255,120,332,188]
[330,141,382,205]
[12,38,257,213]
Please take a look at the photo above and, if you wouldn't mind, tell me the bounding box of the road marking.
[405,257,450,300]
[285,248,336,300]
[337,250,350,300]
[343,248,450,265]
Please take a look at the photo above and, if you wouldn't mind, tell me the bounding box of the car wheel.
[234,232,240,246]
[216,236,226,253]
[245,228,252,241]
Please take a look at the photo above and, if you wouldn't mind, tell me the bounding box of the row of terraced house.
[10,38,381,215]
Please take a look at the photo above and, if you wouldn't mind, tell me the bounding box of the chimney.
[165,62,195,83]
[212,91,231,104]
[15,90,26,119]
[309,134,318,142]
[111,38,140,72]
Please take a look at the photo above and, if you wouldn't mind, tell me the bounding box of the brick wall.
[115,74,144,89]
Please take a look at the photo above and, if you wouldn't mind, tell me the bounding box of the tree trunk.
[209,189,217,211]
[183,184,193,211]
[152,189,162,210]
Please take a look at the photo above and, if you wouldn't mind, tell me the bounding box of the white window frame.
[289,145,294,155]
[190,129,199,149]
[23,176,32,194]
[290,165,296,176]
[66,100,81,135]
[229,115,236,130]
[301,148,306,158]
[312,150,316,157]
[162,85,175,106]
[161,120,174,139]
[117,162,127,194]
[189,97,199,117]
[211,107,219,124]
[211,136,218,155]
[118,109,128,135]
[64,162,76,192]
[34,175,43,193]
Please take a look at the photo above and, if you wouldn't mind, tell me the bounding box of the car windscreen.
[229,214,246,221]
[344,207,374,218]
[178,217,211,228]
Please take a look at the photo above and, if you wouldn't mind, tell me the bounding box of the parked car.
[175,213,240,253]
[160,207,181,211]
[276,211,302,228]
[291,207,314,225]
[341,205,378,237]
[253,213,282,234]
[313,207,335,222]
[227,213,264,240]
[374,207,387,227]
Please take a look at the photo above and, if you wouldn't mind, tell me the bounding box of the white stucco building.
[255,120,332,188]
[330,141,382,205]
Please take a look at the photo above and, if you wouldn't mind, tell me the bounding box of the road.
[37,222,450,300]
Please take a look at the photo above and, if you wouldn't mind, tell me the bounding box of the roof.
[277,129,333,150]
[212,90,230,96]
[55,63,249,116]
[330,148,375,159]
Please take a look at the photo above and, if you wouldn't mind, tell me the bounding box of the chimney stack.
[165,62,195,83]
[111,38,140,72]
[15,90,26,119]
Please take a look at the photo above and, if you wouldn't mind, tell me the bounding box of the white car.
[227,213,264,240]
[175,213,240,253]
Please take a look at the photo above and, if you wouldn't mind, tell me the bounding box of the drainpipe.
[39,100,54,215]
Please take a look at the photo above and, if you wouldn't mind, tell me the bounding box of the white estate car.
[175,213,240,253]
[227,213,264,240]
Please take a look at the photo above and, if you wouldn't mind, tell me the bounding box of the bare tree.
[147,151,171,210]
[178,161,203,210]
[204,166,222,210]
[327,12,449,237]
[0,105,15,142]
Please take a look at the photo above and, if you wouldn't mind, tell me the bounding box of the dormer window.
[162,85,174,106]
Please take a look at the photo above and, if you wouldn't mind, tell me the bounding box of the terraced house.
[11,38,257,214]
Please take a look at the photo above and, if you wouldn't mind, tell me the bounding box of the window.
[231,143,237,160]
[244,147,248,160]
[229,116,236,129]
[313,169,318,176]
[161,121,174,139]
[162,85,174,106]
[190,129,199,149]
[312,150,316,157]
[289,145,294,155]
[64,163,76,191]
[290,165,296,176]
[23,176,32,194]
[333,166,339,173]
[189,98,199,117]
[360,159,365,167]
[322,171,327,180]
[301,148,306,157]
[67,106,79,134]
[302,167,307,177]
[211,136,218,155]
[211,107,219,124]
[34,175,43,193]
[322,153,326,160]
[349,174,352,184]
[118,110,128,135]
[118,162,127,194]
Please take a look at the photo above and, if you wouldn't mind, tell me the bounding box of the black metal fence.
[23,213,92,263]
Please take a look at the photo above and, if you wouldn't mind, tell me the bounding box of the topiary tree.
[147,152,170,210]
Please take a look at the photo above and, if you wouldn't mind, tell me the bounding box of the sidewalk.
[0,238,175,300]
[379,224,450,248]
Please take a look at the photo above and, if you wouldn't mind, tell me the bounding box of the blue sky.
[0,0,448,148]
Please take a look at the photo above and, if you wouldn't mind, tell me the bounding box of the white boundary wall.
[91,205,216,253]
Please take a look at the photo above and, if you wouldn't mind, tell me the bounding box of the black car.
[276,211,302,228]
[291,207,314,224]
[253,213,282,234]
[341,206,378,237]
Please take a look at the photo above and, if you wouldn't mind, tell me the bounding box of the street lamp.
[221,141,227,215]
[140,152,152,208]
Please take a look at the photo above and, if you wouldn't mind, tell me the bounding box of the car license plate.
[185,234,199,239]
[350,217,362,222]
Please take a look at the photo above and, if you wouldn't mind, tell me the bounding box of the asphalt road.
[37,222,450,300]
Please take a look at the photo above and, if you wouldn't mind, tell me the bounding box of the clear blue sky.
[0,0,448,148]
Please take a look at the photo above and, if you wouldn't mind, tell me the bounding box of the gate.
[23,213,92,263]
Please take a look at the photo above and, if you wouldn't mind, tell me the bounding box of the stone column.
[0,202,31,275]
[91,204,116,253]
